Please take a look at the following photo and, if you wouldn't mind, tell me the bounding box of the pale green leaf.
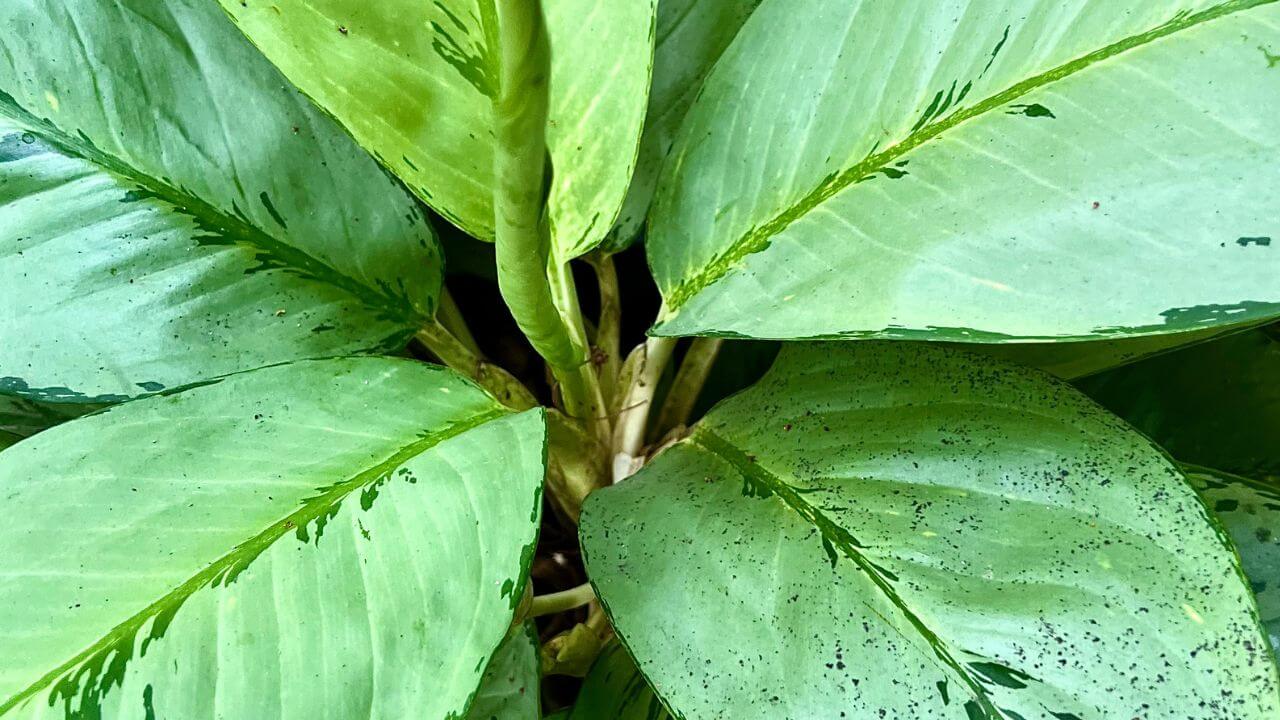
[217,0,656,261]
[1186,466,1280,658]
[567,643,671,720]
[605,0,762,249]
[1079,328,1280,477]
[648,0,1280,340]
[467,623,541,720]
[0,358,545,720]
[0,0,440,406]
[582,343,1279,718]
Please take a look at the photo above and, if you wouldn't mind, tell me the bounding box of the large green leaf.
[0,0,440,406]
[567,643,671,720]
[648,0,1280,340]
[1187,466,1280,658]
[467,623,541,720]
[581,343,1279,718]
[0,358,544,719]
[605,0,762,249]
[1079,328,1280,477]
[217,0,656,261]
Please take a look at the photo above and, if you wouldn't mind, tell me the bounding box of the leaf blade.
[582,342,1279,718]
[604,0,762,249]
[0,358,544,719]
[1185,466,1280,658]
[0,0,439,404]
[1079,328,1280,477]
[649,0,1280,340]
[216,0,656,260]
[466,623,541,720]
[567,643,672,720]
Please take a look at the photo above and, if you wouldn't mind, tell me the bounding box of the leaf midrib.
[0,405,506,715]
[690,427,1010,719]
[664,0,1278,310]
[0,89,427,325]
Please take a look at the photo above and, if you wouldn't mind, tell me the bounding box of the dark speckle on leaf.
[0,132,47,163]
[1237,236,1271,247]
[1007,103,1055,119]
[258,191,288,229]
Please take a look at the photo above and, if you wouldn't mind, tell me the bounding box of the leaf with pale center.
[216,0,656,261]
[648,0,1280,340]
[581,343,1279,718]
[0,358,544,720]
[0,0,440,407]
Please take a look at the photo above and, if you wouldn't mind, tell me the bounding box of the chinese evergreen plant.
[1,0,1278,718]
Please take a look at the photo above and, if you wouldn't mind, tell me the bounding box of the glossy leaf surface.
[0,0,439,406]
[218,0,656,260]
[582,343,1279,718]
[648,0,1280,340]
[0,358,545,720]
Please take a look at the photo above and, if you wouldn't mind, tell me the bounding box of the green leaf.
[0,0,440,406]
[217,0,656,261]
[0,395,95,439]
[648,0,1280,340]
[567,643,671,720]
[1079,328,1280,477]
[581,343,1279,718]
[1186,466,1280,659]
[688,340,779,423]
[605,0,762,249]
[468,623,541,720]
[0,357,545,719]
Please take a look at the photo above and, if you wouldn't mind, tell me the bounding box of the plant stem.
[416,322,538,410]
[586,253,622,405]
[491,0,605,431]
[611,336,678,481]
[529,581,597,618]
[435,287,480,356]
[654,337,723,433]
[585,602,608,633]
[491,3,575,380]
[547,260,608,440]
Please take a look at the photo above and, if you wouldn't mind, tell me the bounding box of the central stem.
[491,0,605,435]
